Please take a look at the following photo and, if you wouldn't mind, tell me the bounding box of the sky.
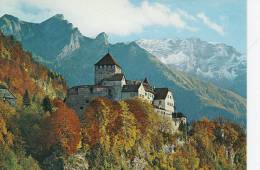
[0,0,246,52]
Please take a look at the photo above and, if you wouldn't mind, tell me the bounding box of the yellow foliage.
[0,115,14,146]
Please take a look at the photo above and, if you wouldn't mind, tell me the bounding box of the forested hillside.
[0,32,67,102]
[0,32,68,169]
[0,33,246,169]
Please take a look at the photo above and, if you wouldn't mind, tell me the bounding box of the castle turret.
[94,53,122,85]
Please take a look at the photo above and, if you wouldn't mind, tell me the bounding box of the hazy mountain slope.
[109,42,246,123]
[136,39,246,97]
[0,14,246,124]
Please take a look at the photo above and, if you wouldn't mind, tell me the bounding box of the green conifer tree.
[42,96,52,112]
[23,89,31,106]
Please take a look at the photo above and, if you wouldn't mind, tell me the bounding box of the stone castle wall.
[66,85,114,117]
[95,65,121,84]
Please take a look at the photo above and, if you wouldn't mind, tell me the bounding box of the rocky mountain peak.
[52,14,64,20]
[136,38,246,96]
[95,32,109,46]
[0,14,19,22]
[0,14,246,122]
[44,14,65,22]
[40,14,69,26]
[0,14,24,40]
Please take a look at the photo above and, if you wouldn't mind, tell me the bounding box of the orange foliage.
[41,99,81,154]
[125,99,151,134]
[82,98,157,148]
[0,33,66,102]
[192,118,216,135]
[82,98,123,147]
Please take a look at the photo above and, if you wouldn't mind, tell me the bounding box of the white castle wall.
[153,91,174,113]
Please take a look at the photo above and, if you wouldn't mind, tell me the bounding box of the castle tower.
[94,53,122,85]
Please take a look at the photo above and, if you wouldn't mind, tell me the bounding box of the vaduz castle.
[66,53,186,130]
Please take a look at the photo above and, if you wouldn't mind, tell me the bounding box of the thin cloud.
[177,9,196,21]
[0,0,200,37]
[197,12,224,35]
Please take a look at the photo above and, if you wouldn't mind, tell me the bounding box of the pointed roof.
[154,88,169,100]
[143,77,149,84]
[142,77,154,93]
[95,53,121,68]
[122,84,141,92]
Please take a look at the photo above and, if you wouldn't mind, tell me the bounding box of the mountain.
[136,38,246,97]
[0,14,246,124]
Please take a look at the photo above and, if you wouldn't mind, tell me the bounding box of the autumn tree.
[41,99,81,155]
[0,116,13,146]
[112,101,139,162]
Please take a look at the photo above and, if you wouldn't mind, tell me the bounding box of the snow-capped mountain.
[136,38,246,96]
[0,14,246,124]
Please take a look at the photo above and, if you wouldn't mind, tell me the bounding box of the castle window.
[90,87,93,94]
[80,106,83,110]
[74,88,79,95]
[86,99,89,103]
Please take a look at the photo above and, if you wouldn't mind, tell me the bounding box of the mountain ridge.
[0,14,246,124]
[136,38,246,97]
